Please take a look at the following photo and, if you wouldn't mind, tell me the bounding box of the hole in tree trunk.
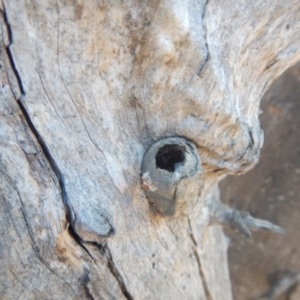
[155,144,186,172]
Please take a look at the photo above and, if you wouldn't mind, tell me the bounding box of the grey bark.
[0,1,300,299]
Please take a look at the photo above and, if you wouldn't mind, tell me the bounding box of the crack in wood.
[17,97,75,224]
[197,0,210,77]
[82,241,134,300]
[82,272,96,300]
[103,245,134,300]
[1,4,74,225]
[188,218,213,300]
[2,7,134,299]
[1,3,25,96]
[1,6,100,298]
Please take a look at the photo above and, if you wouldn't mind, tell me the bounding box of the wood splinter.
[209,200,284,237]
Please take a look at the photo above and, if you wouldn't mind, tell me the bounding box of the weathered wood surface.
[0,1,300,299]
[220,63,300,299]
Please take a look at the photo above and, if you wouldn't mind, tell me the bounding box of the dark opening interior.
[155,144,186,172]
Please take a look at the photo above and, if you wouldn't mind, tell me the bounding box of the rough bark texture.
[0,1,300,299]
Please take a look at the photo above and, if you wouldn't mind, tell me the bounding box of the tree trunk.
[0,1,299,299]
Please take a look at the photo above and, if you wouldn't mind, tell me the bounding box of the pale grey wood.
[1,1,300,299]
[0,20,127,300]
